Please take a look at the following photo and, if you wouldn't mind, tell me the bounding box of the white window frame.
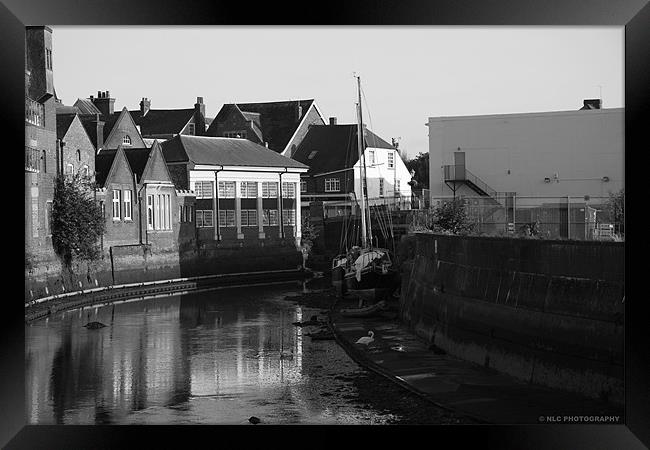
[379,179,384,197]
[218,181,235,198]
[197,210,213,228]
[387,151,395,169]
[123,189,132,221]
[300,180,307,193]
[65,163,74,176]
[241,209,258,227]
[282,210,296,226]
[368,150,375,165]
[224,131,247,139]
[241,181,258,198]
[112,189,121,220]
[187,123,195,135]
[325,178,340,192]
[195,181,213,199]
[262,182,278,198]
[218,210,236,227]
[123,135,132,146]
[282,182,296,198]
[147,194,154,230]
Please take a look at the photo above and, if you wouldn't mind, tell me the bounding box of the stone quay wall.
[399,233,624,404]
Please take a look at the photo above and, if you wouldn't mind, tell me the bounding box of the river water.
[25,282,405,425]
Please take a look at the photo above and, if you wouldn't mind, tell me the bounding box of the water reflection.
[26,283,392,424]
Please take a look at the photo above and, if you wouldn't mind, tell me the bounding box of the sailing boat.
[331,75,399,304]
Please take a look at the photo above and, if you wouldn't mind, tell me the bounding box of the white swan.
[355,331,375,345]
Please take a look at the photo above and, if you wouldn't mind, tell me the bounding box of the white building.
[293,121,412,218]
[161,135,308,247]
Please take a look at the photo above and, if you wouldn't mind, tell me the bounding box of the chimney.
[297,103,303,121]
[194,96,206,136]
[95,113,105,151]
[329,117,337,126]
[140,97,151,116]
[581,99,602,110]
[91,90,115,116]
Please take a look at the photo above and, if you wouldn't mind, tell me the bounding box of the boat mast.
[356,75,373,248]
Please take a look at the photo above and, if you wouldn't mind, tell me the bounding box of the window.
[42,150,47,173]
[45,49,52,70]
[65,163,74,176]
[187,123,195,135]
[379,179,384,197]
[300,180,307,193]
[217,181,235,198]
[388,151,395,169]
[241,181,258,198]
[112,190,121,220]
[147,195,154,230]
[194,181,213,199]
[179,205,184,222]
[147,193,172,230]
[123,135,132,146]
[76,149,81,161]
[263,209,279,226]
[81,165,89,177]
[188,206,192,222]
[325,178,340,192]
[123,190,132,220]
[197,210,214,228]
[262,182,278,198]
[45,201,53,236]
[26,98,44,126]
[282,210,296,226]
[282,182,295,198]
[367,150,375,165]
[395,180,400,196]
[241,210,258,227]
[218,210,236,227]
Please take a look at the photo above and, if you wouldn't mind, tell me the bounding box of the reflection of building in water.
[187,300,305,398]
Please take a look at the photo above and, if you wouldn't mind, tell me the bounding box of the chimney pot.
[97,91,101,98]
[197,97,203,104]
[329,117,337,126]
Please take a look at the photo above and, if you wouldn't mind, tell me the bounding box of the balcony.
[25,146,40,173]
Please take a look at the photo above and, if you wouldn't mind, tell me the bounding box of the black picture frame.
[4,0,648,448]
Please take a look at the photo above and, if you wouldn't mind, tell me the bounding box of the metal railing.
[443,164,497,199]
[413,195,624,241]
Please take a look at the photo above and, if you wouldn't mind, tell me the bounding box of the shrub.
[51,173,105,268]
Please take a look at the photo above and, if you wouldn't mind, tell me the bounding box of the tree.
[430,198,476,235]
[405,152,429,189]
[51,172,105,268]
[604,188,624,235]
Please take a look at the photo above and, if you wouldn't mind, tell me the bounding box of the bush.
[429,198,476,235]
[51,173,105,268]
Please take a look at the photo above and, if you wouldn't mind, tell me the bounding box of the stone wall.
[399,233,624,404]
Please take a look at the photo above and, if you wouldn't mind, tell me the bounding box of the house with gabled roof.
[55,112,96,178]
[161,135,308,248]
[95,142,188,251]
[206,99,326,157]
[129,96,208,141]
[292,120,412,218]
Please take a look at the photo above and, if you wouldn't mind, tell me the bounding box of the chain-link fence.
[414,195,624,241]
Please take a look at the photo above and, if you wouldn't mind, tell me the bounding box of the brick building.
[129,96,208,141]
[161,135,308,248]
[206,99,325,157]
[25,26,57,261]
[55,112,95,178]
[95,142,185,251]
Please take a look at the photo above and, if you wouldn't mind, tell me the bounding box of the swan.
[355,331,375,345]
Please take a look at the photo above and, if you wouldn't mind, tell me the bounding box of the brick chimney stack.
[140,97,151,116]
[91,90,115,116]
[194,96,206,135]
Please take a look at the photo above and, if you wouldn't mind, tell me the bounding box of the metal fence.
[417,195,624,241]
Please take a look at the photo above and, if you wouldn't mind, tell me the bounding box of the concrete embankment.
[399,233,624,404]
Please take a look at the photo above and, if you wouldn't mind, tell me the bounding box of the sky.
[51,26,624,159]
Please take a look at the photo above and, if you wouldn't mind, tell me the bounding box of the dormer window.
[123,135,132,146]
[188,123,195,135]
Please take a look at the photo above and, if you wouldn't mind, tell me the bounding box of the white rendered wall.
[352,147,412,208]
[427,108,624,201]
